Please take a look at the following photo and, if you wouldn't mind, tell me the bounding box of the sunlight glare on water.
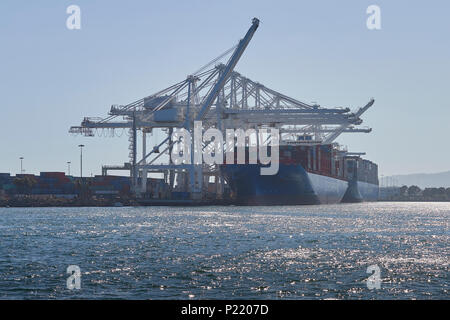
[0,202,448,299]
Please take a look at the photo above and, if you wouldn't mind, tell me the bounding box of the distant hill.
[386,171,450,188]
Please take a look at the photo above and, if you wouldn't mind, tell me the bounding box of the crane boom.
[322,98,375,144]
[196,18,259,120]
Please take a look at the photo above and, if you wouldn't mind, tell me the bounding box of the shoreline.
[2,199,450,208]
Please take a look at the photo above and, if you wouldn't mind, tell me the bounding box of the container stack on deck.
[356,159,379,185]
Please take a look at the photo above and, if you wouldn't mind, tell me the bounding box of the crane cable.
[193,44,238,76]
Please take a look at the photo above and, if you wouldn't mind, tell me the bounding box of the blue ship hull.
[222,164,378,205]
[357,180,379,201]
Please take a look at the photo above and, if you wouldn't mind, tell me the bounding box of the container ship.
[222,142,379,205]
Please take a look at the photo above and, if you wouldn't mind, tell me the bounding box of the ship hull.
[307,172,348,204]
[222,164,318,205]
[357,180,379,201]
[222,164,378,205]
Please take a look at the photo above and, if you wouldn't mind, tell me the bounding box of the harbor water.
[0,202,448,299]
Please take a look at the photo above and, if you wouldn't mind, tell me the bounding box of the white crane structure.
[69,18,374,202]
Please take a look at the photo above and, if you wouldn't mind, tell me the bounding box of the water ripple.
[0,202,448,299]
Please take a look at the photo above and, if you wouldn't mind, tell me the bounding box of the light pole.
[78,145,85,179]
[67,161,71,176]
[19,157,24,174]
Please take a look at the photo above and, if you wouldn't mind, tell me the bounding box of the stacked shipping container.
[224,144,377,184]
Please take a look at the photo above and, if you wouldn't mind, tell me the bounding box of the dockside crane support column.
[131,111,138,194]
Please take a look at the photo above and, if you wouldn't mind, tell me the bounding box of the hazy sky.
[0,0,449,177]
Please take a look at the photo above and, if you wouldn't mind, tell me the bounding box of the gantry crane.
[69,18,374,202]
